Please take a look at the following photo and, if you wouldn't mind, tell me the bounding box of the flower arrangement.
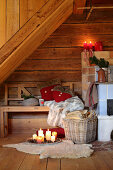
[89,56,109,68]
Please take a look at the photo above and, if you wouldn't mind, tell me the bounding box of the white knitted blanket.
[44,96,84,127]
[3,140,93,159]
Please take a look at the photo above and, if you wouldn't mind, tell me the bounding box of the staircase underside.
[0,0,73,84]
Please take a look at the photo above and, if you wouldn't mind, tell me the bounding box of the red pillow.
[40,84,58,101]
[53,91,72,102]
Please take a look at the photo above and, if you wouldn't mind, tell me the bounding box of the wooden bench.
[0,82,74,137]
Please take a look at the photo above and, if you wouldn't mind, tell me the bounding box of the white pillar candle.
[38,128,43,136]
[33,134,37,140]
[51,135,55,142]
[46,129,51,141]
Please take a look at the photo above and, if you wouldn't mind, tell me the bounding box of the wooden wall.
[1,4,113,133]
[0,0,47,48]
[7,12,113,95]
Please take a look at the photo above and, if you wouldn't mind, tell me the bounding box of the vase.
[97,68,106,82]
[102,67,108,82]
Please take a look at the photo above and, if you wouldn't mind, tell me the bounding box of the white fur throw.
[3,140,93,159]
[44,96,84,127]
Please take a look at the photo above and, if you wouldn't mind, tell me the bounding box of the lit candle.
[51,135,55,142]
[83,41,88,50]
[33,134,37,140]
[38,128,43,137]
[46,129,51,141]
[89,41,93,50]
[52,132,57,140]
[36,136,43,143]
[41,134,44,142]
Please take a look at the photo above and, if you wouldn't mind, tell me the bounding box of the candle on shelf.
[89,41,93,57]
[36,136,43,143]
[51,135,55,142]
[38,128,43,137]
[46,129,51,141]
[52,132,57,140]
[83,41,88,50]
[33,134,37,140]
[83,41,88,62]
[95,41,103,51]
[89,41,93,50]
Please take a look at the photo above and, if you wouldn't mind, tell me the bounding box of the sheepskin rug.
[3,140,93,159]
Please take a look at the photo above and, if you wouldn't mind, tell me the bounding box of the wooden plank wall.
[6,0,19,41]
[0,0,6,48]
[1,7,113,133]
[20,0,48,27]
[7,13,113,96]
[0,0,47,48]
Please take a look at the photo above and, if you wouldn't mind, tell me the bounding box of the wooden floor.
[0,134,113,170]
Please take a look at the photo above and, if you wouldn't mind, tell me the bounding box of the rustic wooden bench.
[0,82,74,137]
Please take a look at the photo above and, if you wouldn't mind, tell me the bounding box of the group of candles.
[83,41,103,62]
[83,41,103,51]
[32,128,57,143]
[83,41,93,50]
[83,41,93,58]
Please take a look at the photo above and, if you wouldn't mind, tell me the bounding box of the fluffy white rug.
[3,140,93,159]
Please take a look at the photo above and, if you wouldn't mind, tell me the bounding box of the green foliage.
[22,94,34,100]
[89,56,109,68]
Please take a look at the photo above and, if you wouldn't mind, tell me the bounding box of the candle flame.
[90,41,92,43]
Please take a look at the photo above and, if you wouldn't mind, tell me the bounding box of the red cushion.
[36,128,65,138]
[53,91,72,102]
[40,84,58,101]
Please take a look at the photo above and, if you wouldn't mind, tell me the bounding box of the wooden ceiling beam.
[73,0,87,14]
[0,0,73,84]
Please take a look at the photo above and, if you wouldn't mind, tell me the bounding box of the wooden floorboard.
[40,158,47,170]
[0,148,25,170]
[0,134,113,170]
[94,151,113,170]
[61,157,97,170]
[18,154,39,170]
[47,158,61,170]
[91,152,110,170]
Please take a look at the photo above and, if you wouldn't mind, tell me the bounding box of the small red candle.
[83,41,88,50]
[89,41,93,50]
[95,41,103,51]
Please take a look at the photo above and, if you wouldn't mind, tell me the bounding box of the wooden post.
[5,84,8,105]
[4,112,8,137]
[0,108,5,137]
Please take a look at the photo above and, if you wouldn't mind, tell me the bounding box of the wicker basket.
[63,116,97,144]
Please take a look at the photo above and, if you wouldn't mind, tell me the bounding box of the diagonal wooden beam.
[86,6,93,20]
[0,0,73,84]
[73,0,86,14]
